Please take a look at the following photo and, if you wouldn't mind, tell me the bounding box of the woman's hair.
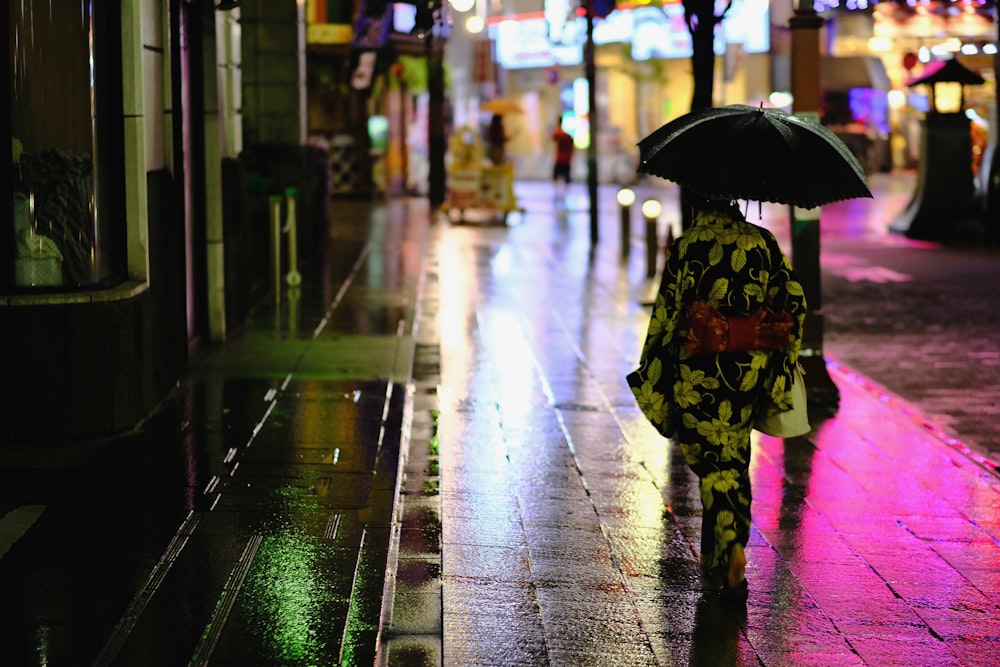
[687,191,743,218]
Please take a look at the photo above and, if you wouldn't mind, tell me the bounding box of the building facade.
[1,0,317,444]
[3,0,995,444]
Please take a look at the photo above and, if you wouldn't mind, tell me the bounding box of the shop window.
[5,0,124,292]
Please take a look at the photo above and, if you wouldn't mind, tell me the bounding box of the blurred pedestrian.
[486,114,508,166]
[626,195,807,602]
[551,115,575,197]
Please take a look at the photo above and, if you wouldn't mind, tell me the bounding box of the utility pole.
[426,1,446,208]
[984,4,1000,244]
[790,1,839,411]
[585,0,599,245]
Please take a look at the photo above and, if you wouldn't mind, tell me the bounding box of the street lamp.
[617,187,635,259]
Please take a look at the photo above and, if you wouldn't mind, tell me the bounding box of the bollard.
[641,199,661,279]
[284,187,302,287]
[286,281,301,333]
[617,187,635,259]
[269,195,283,305]
[663,224,675,257]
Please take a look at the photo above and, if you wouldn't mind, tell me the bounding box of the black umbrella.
[637,104,873,209]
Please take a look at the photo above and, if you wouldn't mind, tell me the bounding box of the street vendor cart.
[444,124,523,225]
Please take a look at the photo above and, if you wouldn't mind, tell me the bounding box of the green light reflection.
[241,535,353,663]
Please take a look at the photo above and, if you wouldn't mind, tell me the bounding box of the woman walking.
[627,195,807,601]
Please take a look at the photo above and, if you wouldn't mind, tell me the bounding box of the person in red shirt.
[551,114,575,197]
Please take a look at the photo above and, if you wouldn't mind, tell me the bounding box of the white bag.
[755,365,810,438]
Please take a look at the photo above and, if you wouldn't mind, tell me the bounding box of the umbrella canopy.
[480,98,523,115]
[637,104,873,208]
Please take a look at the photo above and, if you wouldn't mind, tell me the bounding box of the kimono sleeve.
[762,233,808,412]
[626,241,685,438]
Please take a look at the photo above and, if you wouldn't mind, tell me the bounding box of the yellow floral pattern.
[626,204,806,571]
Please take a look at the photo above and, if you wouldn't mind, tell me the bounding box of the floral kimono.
[627,203,807,572]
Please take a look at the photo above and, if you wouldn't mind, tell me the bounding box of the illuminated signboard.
[495,0,769,69]
[495,18,583,69]
[393,4,417,34]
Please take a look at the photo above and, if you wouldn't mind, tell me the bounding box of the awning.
[820,56,892,92]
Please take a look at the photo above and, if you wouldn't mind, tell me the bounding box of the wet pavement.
[0,200,427,665]
[383,174,1000,667]
[1,174,999,666]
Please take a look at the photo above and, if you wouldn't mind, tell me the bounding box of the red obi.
[683,301,792,357]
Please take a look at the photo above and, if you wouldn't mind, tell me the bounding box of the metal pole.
[585,0,599,245]
[269,195,283,305]
[983,10,1000,244]
[427,14,446,209]
[790,1,838,411]
[284,187,302,287]
[645,216,657,278]
[642,199,661,279]
[621,206,631,258]
[617,188,635,259]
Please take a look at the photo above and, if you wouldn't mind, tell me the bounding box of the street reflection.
[432,179,1000,664]
[232,535,347,663]
[689,595,746,666]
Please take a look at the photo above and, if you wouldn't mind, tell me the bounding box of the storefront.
[306,0,450,198]
[1,1,189,443]
[816,0,996,172]
[480,0,772,182]
[3,0,314,443]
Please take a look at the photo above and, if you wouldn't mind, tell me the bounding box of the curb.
[827,358,1000,481]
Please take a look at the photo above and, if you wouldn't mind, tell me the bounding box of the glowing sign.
[495,0,770,69]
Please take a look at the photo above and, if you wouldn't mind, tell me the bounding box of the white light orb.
[465,15,485,33]
[641,199,662,219]
[617,188,635,207]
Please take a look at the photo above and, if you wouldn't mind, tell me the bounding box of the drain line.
[189,534,265,666]
[91,510,201,667]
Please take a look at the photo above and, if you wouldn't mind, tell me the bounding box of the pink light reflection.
[748,362,1000,637]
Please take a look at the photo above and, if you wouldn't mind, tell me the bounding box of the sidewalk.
[0,175,997,666]
[381,176,1000,666]
[0,199,430,665]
